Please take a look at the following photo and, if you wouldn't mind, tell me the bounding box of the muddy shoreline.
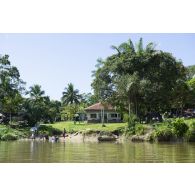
[19,133,129,143]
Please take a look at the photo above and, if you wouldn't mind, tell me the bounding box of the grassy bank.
[0,124,29,141]
[1,118,195,141]
[46,119,195,141]
[138,118,195,142]
[46,121,128,134]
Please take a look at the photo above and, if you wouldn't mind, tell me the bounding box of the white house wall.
[87,111,121,121]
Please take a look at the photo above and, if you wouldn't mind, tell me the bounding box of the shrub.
[135,124,145,135]
[172,118,189,137]
[123,113,129,123]
[186,130,195,142]
[1,133,18,141]
[189,121,195,131]
[151,127,175,142]
[38,125,62,136]
[111,127,125,136]
[124,114,138,134]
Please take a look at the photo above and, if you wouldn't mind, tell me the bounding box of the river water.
[0,140,195,163]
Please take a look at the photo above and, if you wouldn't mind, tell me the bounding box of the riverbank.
[0,124,29,141]
[1,118,195,142]
[46,118,195,143]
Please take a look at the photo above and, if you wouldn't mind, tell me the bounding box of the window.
[111,113,117,118]
[90,114,97,119]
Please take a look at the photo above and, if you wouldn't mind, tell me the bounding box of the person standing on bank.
[63,128,66,139]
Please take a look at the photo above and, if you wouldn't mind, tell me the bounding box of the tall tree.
[0,54,25,123]
[61,83,82,105]
[22,85,46,126]
[29,84,45,101]
[91,38,187,120]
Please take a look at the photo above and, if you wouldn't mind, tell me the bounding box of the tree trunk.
[10,112,12,125]
[128,96,131,117]
[102,108,104,126]
[181,105,183,116]
[101,108,104,126]
[135,98,138,117]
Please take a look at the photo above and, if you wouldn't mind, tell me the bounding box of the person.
[63,128,66,139]
[55,135,59,142]
[31,133,35,140]
[44,134,49,141]
[51,135,58,142]
[74,113,79,124]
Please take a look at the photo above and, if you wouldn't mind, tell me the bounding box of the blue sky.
[0,33,195,100]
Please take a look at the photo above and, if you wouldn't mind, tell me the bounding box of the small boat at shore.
[98,135,117,142]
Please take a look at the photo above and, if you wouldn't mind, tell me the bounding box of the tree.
[61,83,82,105]
[171,80,191,115]
[22,85,47,126]
[91,38,187,121]
[44,99,61,123]
[0,54,25,123]
[29,84,45,101]
[186,78,195,107]
[186,65,195,79]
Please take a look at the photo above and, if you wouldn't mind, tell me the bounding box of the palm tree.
[29,84,45,101]
[61,83,82,105]
[111,38,157,117]
[111,38,156,55]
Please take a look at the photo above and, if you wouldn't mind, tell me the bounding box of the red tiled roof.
[85,102,115,111]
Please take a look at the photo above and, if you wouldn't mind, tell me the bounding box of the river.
[0,140,195,162]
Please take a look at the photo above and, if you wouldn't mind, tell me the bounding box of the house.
[0,113,5,123]
[85,102,122,123]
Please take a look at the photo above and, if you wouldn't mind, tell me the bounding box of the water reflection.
[0,141,195,163]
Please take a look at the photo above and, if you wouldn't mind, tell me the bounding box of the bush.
[135,124,145,135]
[152,128,174,142]
[111,127,125,136]
[189,121,195,131]
[124,114,138,134]
[38,125,62,136]
[1,133,18,141]
[186,130,195,142]
[172,118,189,137]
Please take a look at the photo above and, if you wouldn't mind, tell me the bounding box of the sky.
[0,33,195,100]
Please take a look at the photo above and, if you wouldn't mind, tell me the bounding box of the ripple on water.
[0,141,195,162]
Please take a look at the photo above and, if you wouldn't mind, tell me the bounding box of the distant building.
[0,113,5,123]
[85,102,122,123]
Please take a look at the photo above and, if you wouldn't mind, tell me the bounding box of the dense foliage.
[1,38,195,142]
[91,38,190,121]
[0,55,25,123]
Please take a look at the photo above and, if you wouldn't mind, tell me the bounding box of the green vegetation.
[38,125,62,136]
[46,121,127,134]
[47,118,195,142]
[1,38,195,142]
[0,125,29,141]
[172,118,189,137]
[148,118,192,142]
[91,38,192,121]
[186,65,195,79]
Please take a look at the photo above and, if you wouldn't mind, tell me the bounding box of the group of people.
[51,128,67,142]
[31,128,67,142]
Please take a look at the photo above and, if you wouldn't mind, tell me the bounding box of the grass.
[0,124,30,140]
[45,121,128,133]
[1,117,195,140]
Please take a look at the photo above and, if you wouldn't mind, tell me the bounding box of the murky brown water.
[0,141,195,162]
